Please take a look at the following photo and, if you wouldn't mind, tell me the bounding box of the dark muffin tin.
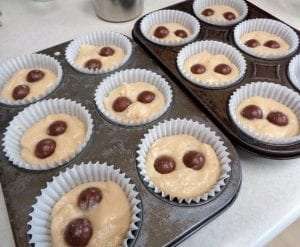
[0,39,241,246]
[132,0,300,159]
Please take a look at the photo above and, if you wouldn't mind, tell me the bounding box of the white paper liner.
[177,40,246,88]
[234,18,299,60]
[288,54,300,91]
[136,118,231,204]
[95,68,173,126]
[0,54,63,106]
[2,98,94,170]
[228,82,300,144]
[65,31,132,74]
[193,0,248,26]
[28,162,141,247]
[140,9,200,47]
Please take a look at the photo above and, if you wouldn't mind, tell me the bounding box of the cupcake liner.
[2,98,94,170]
[95,68,173,126]
[136,118,231,204]
[193,0,248,26]
[65,31,132,74]
[234,18,299,60]
[28,162,142,247]
[177,40,246,88]
[288,54,300,91]
[228,82,300,144]
[140,9,200,47]
[0,54,63,106]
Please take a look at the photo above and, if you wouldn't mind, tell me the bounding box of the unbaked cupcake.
[288,54,300,91]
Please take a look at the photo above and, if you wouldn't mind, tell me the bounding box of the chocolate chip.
[174,29,188,38]
[99,47,115,57]
[201,8,214,16]
[84,59,102,70]
[223,12,236,21]
[183,151,205,170]
[154,26,169,39]
[267,111,288,126]
[12,85,30,100]
[137,91,155,103]
[78,187,102,210]
[112,97,132,112]
[48,120,67,136]
[64,218,92,247]
[241,105,263,120]
[263,40,280,49]
[190,64,206,74]
[26,69,45,83]
[214,64,232,75]
[154,155,176,174]
[244,39,260,48]
[34,138,56,159]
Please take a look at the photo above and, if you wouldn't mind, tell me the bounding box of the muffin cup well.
[288,54,300,91]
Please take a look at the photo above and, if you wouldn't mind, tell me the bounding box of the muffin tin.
[0,40,241,245]
[132,0,300,158]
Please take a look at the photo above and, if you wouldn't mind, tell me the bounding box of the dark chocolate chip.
[267,111,288,126]
[99,47,115,57]
[244,39,260,48]
[26,69,45,83]
[84,59,102,70]
[154,155,176,174]
[263,40,280,49]
[223,12,236,21]
[112,96,132,112]
[183,151,205,170]
[78,187,103,210]
[137,91,155,103]
[154,26,169,39]
[201,8,214,16]
[241,105,263,120]
[12,85,30,100]
[190,64,206,74]
[214,64,232,75]
[174,29,188,38]
[34,138,56,159]
[64,218,92,247]
[47,120,67,136]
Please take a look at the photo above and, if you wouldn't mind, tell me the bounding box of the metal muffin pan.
[0,40,241,246]
[132,0,300,159]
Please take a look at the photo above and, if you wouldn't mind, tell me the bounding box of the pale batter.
[51,181,131,247]
[75,44,125,70]
[240,31,290,55]
[0,68,56,100]
[104,82,165,122]
[183,51,239,84]
[236,96,299,139]
[201,5,240,21]
[145,135,220,199]
[150,23,191,41]
[21,114,86,165]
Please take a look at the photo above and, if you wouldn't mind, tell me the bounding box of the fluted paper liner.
[193,0,248,26]
[228,82,300,144]
[0,54,63,105]
[177,40,246,88]
[2,98,94,170]
[28,162,141,246]
[95,68,173,126]
[136,118,231,204]
[288,54,300,90]
[140,9,200,47]
[234,18,299,60]
[65,31,132,74]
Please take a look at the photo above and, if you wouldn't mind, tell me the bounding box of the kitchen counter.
[0,0,300,246]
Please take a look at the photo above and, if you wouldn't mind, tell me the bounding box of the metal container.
[94,0,144,22]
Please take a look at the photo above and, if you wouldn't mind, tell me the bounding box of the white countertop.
[1,0,300,246]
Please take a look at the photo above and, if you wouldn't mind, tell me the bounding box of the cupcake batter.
[201,5,240,21]
[145,135,220,200]
[150,23,191,41]
[21,114,86,165]
[51,181,131,247]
